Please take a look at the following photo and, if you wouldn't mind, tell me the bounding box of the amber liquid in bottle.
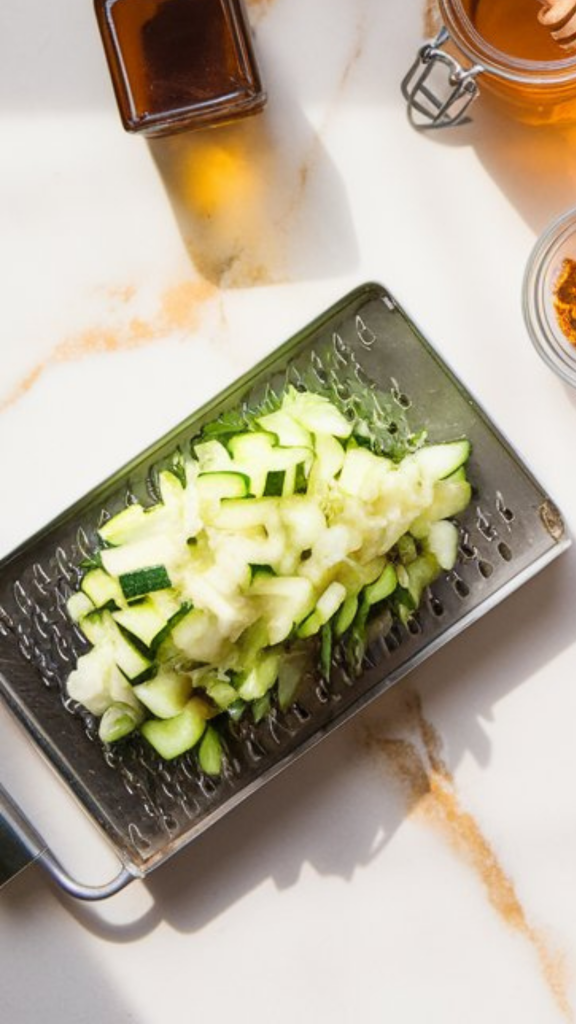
[468,0,566,60]
[94,0,266,136]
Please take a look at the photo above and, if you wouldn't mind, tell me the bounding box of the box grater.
[0,283,569,899]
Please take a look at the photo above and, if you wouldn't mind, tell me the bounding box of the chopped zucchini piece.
[134,669,193,719]
[172,608,231,664]
[250,575,316,645]
[396,534,418,565]
[306,433,345,493]
[406,553,440,605]
[204,678,239,711]
[282,387,352,438]
[158,469,184,507]
[297,581,347,639]
[197,471,250,507]
[194,439,233,472]
[256,409,313,448]
[413,439,471,482]
[237,650,280,701]
[119,565,172,601]
[67,591,94,623]
[67,646,141,716]
[423,520,459,570]
[113,594,180,650]
[277,653,308,711]
[338,447,393,498]
[333,593,359,637]
[363,563,397,606]
[98,504,146,546]
[410,478,472,537]
[80,610,153,681]
[101,536,177,578]
[198,726,224,775]
[320,622,333,680]
[99,702,144,744]
[212,496,281,531]
[81,568,123,609]
[252,693,272,724]
[141,697,210,760]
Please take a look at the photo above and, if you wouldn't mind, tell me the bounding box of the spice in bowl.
[523,205,576,387]
[553,257,576,344]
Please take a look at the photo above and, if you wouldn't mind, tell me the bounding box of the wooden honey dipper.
[538,1,576,51]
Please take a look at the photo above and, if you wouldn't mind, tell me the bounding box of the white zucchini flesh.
[256,409,313,448]
[101,535,179,578]
[424,520,459,570]
[282,388,352,438]
[134,670,193,719]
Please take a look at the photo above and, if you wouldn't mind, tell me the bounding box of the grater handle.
[0,779,46,887]
[0,781,135,900]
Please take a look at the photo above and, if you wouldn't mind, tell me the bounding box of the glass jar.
[523,205,576,389]
[402,0,576,129]
[94,0,267,137]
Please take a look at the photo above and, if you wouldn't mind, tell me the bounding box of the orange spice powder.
[0,279,216,414]
[554,258,576,346]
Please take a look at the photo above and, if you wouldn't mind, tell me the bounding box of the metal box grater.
[0,283,569,899]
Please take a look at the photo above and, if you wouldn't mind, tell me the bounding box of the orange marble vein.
[365,693,572,1021]
[0,280,216,414]
[285,10,367,220]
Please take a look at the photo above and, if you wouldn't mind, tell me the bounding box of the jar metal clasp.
[401,27,485,130]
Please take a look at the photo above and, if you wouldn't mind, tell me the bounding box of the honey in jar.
[406,0,576,127]
[94,0,267,136]
[471,0,564,61]
[443,0,576,123]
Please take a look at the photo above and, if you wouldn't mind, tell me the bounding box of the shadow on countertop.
[148,101,359,289]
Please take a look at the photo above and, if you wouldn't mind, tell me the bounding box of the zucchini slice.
[113,593,182,650]
[410,477,472,538]
[197,471,250,507]
[237,650,280,701]
[67,590,94,623]
[297,581,347,639]
[140,698,209,760]
[99,702,144,744]
[98,504,146,546]
[413,439,471,482]
[256,409,313,448]
[119,565,172,601]
[81,568,123,609]
[101,536,177,578]
[198,726,224,775]
[423,520,459,570]
[282,387,352,438]
[134,669,193,719]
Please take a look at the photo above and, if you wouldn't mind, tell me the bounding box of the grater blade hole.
[452,576,470,599]
[497,541,512,562]
[478,559,493,578]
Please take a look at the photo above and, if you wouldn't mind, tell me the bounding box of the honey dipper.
[538,0,576,51]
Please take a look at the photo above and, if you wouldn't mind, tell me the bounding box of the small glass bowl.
[523,206,576,388]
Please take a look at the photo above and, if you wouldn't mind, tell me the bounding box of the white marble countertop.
[2,1,576,1021]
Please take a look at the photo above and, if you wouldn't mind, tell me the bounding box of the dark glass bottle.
[94,0,267,136]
